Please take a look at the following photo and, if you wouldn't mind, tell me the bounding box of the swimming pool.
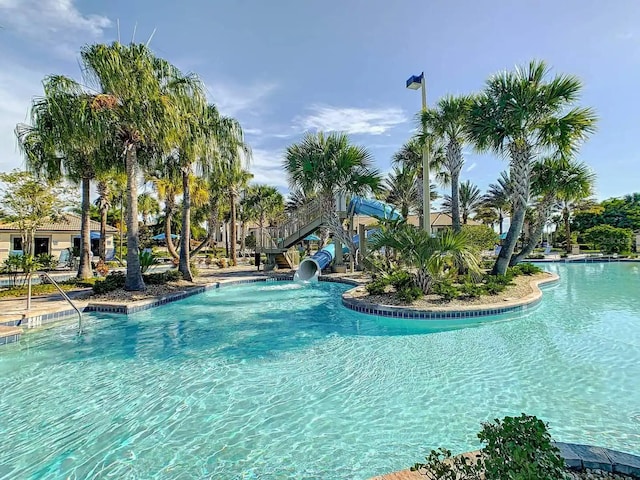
[0,263,639,479]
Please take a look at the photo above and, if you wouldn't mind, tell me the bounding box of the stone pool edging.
[341,273,560,320]
[371,443,640,479]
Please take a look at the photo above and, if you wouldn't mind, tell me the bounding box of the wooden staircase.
[274,252,293,269]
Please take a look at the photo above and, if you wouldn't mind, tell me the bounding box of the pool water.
[1,263,639,479]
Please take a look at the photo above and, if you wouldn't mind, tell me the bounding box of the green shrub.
[483,277,507,295]
[389,270,414,290]
[515,262,542,275]
[432,281,460,301]
[143,269,183,285]
[162,269,183,282]
[584,224,633,254]
[139,250,159,273]
[462,224,500,251]
[412,414,566,480]
[92,271,126,294]
[526,253,545,259]
[396,286,423,303]
[36,253,57,271]
[460,282,485,298]
[189,261,200,277]
[479,414,566,480]
[366,278,388,295]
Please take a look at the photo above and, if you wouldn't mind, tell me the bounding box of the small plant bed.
[0,278,95,299]
[359,263,552,308]
[89,270,205,302]
[404,414,638,480]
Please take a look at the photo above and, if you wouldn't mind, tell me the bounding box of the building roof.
[0,213,118,233]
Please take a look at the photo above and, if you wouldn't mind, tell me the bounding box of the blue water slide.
[294,196,400,281]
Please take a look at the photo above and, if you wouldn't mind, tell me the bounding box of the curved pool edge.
[341,273,560,320]
[370,442,640,479]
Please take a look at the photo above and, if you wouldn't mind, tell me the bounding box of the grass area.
[0,278,96,298]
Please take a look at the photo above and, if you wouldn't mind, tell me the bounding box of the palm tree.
[468,60,597,274]
[245,185,284,249]
[95,170,125,261]
[147,155,182,261]
[284,132,380,257]
[421,95,472,232]
[285,187,313,213]
[481,171,513,235]
[17,75,110,279]
[382,165,419,218]
[222,167,252,265]
[511,158,595,262]
[369,224,480,294]
[81,42,197,290]
[138,192,160,226]
[443,180,482,225]
[392,137,446,227]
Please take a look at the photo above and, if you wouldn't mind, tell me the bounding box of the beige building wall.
[0,231,115,263]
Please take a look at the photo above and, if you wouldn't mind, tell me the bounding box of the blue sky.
[1,0,639,202]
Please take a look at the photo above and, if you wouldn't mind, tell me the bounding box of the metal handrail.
[39,271,83,335]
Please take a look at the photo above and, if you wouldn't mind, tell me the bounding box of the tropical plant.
[468,60,597,274]
[369,224,480,294]
[480,171,512,235]
[16,75,113,279]
[462,224,500,251]
[382,165,419,218]
[443,180,482,224]
[138,192,160,226]
[81,42,196,290]
[284,132,380,260]
[511,158,595,263]
[421,95,472,232]
[584,224,633,254]
[244,185,284,249]
[95,171,125,261]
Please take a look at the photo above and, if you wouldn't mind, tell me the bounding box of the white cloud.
[249,148,288,190]
[0,66,44,172]
[296,105,408,135]
[466,162,477,172]
[206,81,278,117]
[0,0,111,55]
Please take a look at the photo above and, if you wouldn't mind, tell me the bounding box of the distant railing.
[265,197,325,249]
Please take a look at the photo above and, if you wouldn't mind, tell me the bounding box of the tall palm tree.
[17,75,110,279]
[95,170,125,261]
[421,95,472,232]
[382,165,419,218]
[138,192,160,226]
[468,60,597,274]
[392,136,446,227]
[284,132,380,256]
[81,42,197,290]
[222,168,252,266]
[481,171,513,235]
[285,187,313,213]
[511,158,595,263]
[245,185,284,248]
[147,155,182,260]
[442,180,482,224]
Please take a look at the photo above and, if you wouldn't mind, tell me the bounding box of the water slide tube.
[294,197,400,281]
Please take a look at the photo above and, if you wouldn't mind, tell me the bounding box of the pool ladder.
[39,271,83,335]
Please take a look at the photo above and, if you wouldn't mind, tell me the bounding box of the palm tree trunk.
[450,169,462,233]
[510,194,554,265]
[179,170,193,281]
[564,205,572,253]
[229,191,237,266]
[97,180,108,261]
[240,221,247,254]
[498,211,504,236]
[492,144,531,275]
[164,199,179,260]
[77,176,93,279]
[124,146,145,291]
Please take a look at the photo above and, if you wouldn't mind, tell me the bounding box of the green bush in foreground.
[93,270,183,293]
[412,414,566,480]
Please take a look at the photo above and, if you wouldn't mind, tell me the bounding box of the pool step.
[0,325,23,345]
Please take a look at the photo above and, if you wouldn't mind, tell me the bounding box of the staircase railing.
[39,271,83,335]
[267,197,325,249]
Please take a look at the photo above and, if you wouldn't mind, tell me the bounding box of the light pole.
[406,72,431,235]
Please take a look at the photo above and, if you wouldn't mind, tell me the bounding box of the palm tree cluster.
[384,60,596,274]
[15,41,282,289]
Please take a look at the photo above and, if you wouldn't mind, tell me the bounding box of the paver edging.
[371,443,640,479]
[341,273,560,320]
